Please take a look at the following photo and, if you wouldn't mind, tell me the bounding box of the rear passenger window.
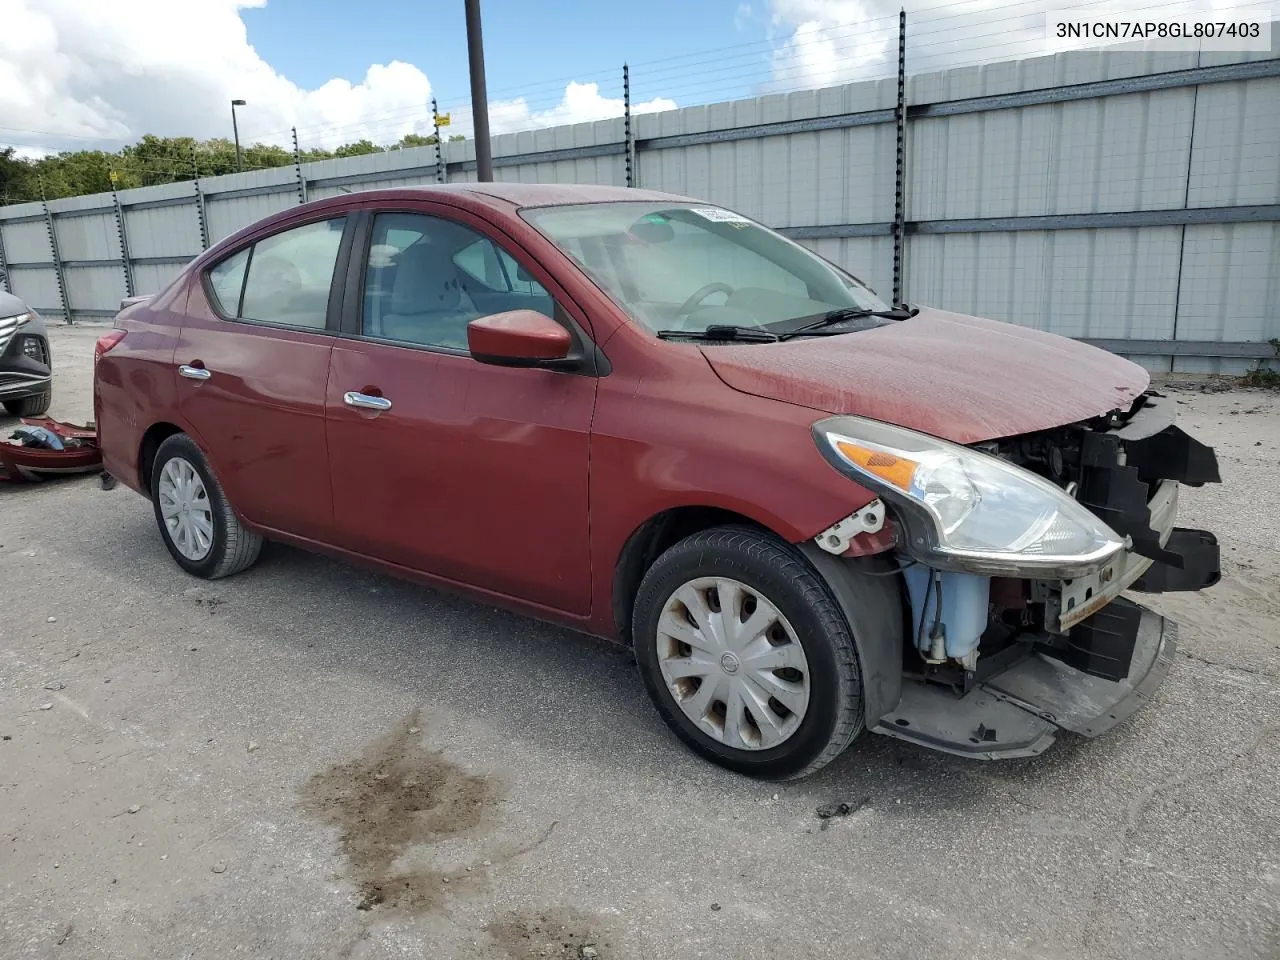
[208,217,346,330]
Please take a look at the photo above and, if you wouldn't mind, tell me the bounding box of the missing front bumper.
[870,599,1175,759]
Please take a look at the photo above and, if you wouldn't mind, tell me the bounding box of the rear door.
[324,205,597,614]
[175,215,353,542]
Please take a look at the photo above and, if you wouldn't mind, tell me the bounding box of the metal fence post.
[891,8,907,307]
[192,146,210,251]
[110,178,136,298]
[623,63,636,188]
[39,179,70,325]
[0,217,11,294]
[432,98,447,183]
[292,127,308,205]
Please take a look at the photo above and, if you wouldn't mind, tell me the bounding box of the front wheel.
[150,433,262,579]
[632,525,864,780]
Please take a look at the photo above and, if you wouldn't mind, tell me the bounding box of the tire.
[632,525,865,780]
[150,433,262,579]
[3,390,52,417]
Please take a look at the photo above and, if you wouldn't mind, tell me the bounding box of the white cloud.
[0,0,434,154]
[764,0,1272,91]
[0,0,677,157]
[768,0,898,89]
[484,82,675,137]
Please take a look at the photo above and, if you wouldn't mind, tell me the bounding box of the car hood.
[0,290,29,318]
[700,307,1150,444]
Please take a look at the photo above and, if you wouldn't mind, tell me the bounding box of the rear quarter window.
[208,248,249,315]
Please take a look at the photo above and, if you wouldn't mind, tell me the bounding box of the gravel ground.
[2,324,1278,960]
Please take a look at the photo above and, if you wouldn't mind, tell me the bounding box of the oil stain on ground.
[301,710,495,913]
[486,908,611,960]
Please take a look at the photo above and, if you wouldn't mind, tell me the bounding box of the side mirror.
[468,310,573,368]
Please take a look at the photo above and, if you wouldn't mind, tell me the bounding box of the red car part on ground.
[0,417,102,483]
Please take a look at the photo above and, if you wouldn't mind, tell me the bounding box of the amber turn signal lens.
[834,440,919,492]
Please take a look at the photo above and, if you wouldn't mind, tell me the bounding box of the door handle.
[179,364,211,381]
[344,391,392,411]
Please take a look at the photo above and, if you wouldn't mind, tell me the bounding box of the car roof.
[194,183,705,268]
[351,182,695,209]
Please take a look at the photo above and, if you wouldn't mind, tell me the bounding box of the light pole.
[464,0,493,182]
[230,99,247,173]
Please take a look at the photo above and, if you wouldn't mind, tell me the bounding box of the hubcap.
[158,457,214,561]
[656,577,810,751]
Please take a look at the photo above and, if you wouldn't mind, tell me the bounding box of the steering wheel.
[677,282,735,315]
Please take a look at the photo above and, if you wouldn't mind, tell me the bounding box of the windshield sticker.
[689,207,752,224]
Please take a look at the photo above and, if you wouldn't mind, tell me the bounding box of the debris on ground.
[485,909,611,960]
[0,418,102,483]
[1160,376,1235,394]
[816,797,870,829]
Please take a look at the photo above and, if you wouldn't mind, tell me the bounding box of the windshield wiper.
[776,305,919,339]
[656,325,780,343]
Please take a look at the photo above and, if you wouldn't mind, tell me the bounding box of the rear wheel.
[150,434,262,579]
[632,525,864,780]
[3,390,51,417]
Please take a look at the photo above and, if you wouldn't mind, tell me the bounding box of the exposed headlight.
[813,415,1125,577]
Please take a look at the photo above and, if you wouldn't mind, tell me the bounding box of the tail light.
[94,329,127,364]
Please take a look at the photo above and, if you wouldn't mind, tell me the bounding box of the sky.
[0,0,1269,157]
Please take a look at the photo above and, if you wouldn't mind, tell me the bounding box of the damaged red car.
[93,184,1221,779]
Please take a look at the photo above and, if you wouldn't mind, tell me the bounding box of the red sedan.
[94,183,1220,779]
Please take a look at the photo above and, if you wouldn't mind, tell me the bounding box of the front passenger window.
[227,218,345,330]
[362,212,554,351]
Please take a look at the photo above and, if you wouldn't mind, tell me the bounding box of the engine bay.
[897,390,1222,692]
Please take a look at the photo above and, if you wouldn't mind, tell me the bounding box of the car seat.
[374,242,477,348]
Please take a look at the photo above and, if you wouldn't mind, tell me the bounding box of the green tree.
[333,139,380,158]
[1,130,436,205]
[393,132,437,149]
[0,147,37,203]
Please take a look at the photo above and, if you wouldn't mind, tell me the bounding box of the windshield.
[520,202,889,335]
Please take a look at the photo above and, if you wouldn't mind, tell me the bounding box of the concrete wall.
[2,43,1276,373]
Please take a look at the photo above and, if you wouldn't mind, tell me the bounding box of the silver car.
[0,290,52,418]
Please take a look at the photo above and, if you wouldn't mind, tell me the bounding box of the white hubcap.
[656,577,810,751]
[158,457,214,561]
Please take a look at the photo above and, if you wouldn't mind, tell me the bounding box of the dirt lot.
[2,324,1278,960]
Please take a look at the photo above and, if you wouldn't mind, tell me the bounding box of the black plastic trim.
[1048,595,1143,682]
[797,543,905,727]
[1133,528,1221,593]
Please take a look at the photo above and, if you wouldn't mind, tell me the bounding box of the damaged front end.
[813,392,1221,759]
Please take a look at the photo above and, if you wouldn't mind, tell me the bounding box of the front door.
[324,208,596,614]
[175,215,350,542]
